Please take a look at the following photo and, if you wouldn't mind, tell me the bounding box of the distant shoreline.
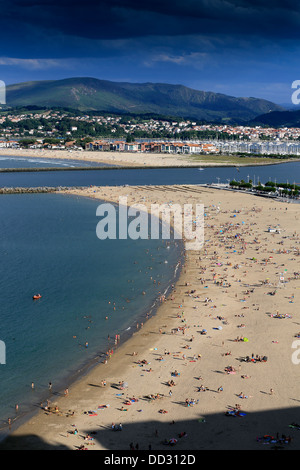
[0,147,298,168]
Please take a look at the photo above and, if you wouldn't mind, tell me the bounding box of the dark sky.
[0,0,299,103]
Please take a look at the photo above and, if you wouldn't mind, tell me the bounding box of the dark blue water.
[0,161,300,188]
[0,193,183,433]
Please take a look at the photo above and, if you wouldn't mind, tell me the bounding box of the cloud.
[0,57,67,69]
[0,0,299,67]
[144,51,209,69]
[0,0,298,103]
[1,0,300,45]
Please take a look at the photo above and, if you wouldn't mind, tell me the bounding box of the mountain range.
[5,77,284,123]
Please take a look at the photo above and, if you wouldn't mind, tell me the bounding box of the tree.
[19,138,36,148]
[126,134,135,143]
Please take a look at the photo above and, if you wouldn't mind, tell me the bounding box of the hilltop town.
[1,108,300,156]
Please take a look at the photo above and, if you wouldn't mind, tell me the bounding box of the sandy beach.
[2,184,300,451]
[0,147,205,167]
[0,147,293,168]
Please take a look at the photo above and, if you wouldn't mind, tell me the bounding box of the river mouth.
[0,160,300,189]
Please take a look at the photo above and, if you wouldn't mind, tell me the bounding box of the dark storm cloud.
[1,0,300,44]
[0,0,298,103]
[0,0,300,75]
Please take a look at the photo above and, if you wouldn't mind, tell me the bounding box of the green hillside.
[6,77,284,122]
[250,109,300,127]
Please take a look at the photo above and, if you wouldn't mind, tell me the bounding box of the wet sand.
[2,185,300,450]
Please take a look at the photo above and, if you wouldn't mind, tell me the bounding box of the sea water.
[0,192,183,433]
[0,159,300,188]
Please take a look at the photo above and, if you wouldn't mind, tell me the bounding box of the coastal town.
[1,108,300,157]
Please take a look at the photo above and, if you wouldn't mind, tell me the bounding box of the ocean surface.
[0,192,183,434]
[0,156,300,188]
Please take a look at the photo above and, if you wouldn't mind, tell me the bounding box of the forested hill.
[5,77,284,123]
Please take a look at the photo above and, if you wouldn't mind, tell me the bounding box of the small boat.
[32,294,42,300]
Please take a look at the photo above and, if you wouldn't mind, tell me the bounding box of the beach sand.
[1,185,300,450]
[0,147,204,167]
[0,147,290,168]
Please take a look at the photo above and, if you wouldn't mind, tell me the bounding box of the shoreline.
[2,184,300,450]
[0,147,298,168]
[0,224,188,449]
[0,190,186,445]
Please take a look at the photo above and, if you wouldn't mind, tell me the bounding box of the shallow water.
[0,192,183,431]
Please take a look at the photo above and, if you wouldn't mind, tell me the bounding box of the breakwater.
[0,165,202,172]
[0,186,84,194]
[0,162,271,173]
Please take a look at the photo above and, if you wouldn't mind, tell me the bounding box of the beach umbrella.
[243,337,249,342]
[169,438,177,445]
